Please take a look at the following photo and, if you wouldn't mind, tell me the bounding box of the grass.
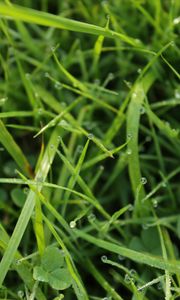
[0,0,180,299]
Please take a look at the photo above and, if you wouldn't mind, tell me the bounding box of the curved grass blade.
[0,119,32,177]
[0,3,140,46]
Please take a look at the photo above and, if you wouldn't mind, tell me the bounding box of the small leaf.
[41,247,64,272]
[48,268,72,290]
[33,266,48,282]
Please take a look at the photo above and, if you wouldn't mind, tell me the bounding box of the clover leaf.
[33,247,72,290]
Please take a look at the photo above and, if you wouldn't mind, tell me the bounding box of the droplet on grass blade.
[101,255,107,263]
[140,177,147,185]
[69,221,76,229]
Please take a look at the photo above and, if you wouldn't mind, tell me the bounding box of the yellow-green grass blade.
[75,230,180,274]
[0,3,140,47]
[0,127,60,287]
[0,119,32,177]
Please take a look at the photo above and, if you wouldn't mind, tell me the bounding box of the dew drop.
[23,187,29,195]
[124,274,131,284]
[54,81,62,90]
[44,72,49,78]
[127,148,132,155]
[118,254,125,261]
[58,119,69,127]
[0,97,8,105]
[137,68,142,74]
[140,177,147,185]
[108,73,114,80]
[152,199,158,208]
[69,220,76,229]
[50,144,54,149]
[142,223,149,230]
[99,165,104,171]
[25,73,30,79]
[127,133,132,140]
[140,106,146,115]
[17,290,24,298]
[130,269,137,276]
[132,92,137,98]
[38,108,43,114]
[77,145,83,153]
[128,204,134,211]
[173,17,180,25]
[88,213,96,222]
[101,255,107,263]
[51,46,55,52]
[88,133,94,140]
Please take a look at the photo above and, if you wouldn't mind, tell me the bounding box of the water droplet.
[128,204,134,211]
[25,73,30,79]
[51,46,55,52]
[77,145,83,153]
[0,97,8,105]
[145,136,151,142]
[137,68,142,74]
[108,73,114,80]
[58,119,69,127]
[17,290,24,298]
[127,148,132,155]
[118,255,125,262]
[69,221,76,229]
[132,92,137,98]
[173,17,180,25]
[99,165,104,171]
[157,282,162,290]
[162,182,167,188]
[130,269,137,276]
[44,72,49,78]
[124,274,131,284]
[140,177,147,185]
[101,255,107,263]
[15,259,21,265]
[54,81,62,90]
[61,102,67,108]
[88,133,94,140]
[94,78,100,85]
[106,14,110,20]
[127,133,132,140]
[38,108,43,114]
[50,144,54,149]
[152,199,158,208]
[140,106,146,114]
[175,89,180,99]
[23,187,29,195]
[142,223,149,230]
[88,213,96,222]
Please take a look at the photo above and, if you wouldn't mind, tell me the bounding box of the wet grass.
[0,0,180,299]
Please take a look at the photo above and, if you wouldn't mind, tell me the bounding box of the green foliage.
[0,0,180,299]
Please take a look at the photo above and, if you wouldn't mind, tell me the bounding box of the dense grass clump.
[0,1,180,299]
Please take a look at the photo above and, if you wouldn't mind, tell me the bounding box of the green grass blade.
[0,119,32,177]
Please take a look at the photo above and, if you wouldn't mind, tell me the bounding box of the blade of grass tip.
[74,230,180,274]
[43,215,89,300]
[61,139,90,217]
[36,86,113,157]
[0,119,32,177]
[56,149,110,219]
[104,42,173,145]
[86,259,123,300]
[0,3,140,46]
[126,72,156,216]
[0,127,61,287]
